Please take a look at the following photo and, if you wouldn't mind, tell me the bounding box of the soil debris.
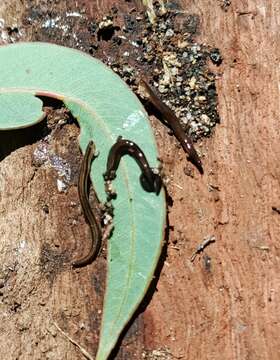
[18,0,221,142]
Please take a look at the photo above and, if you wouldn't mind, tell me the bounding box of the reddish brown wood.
[142,1,280,359]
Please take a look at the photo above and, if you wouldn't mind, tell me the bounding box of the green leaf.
[0,92,45,130]
[0,42,165,359]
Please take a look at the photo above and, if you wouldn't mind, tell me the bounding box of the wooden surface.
[0,0,279,359]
